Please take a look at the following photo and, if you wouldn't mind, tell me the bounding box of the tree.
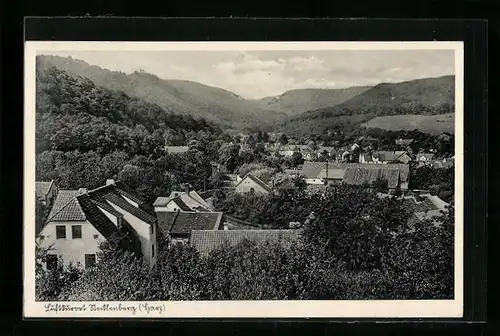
[36,243,83,301]
[278,134,288,145]
[218,143,241,173]
[371,177,389,193]
[290,152,304,168]
[58,242,157,301]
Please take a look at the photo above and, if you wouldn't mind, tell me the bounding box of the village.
[35,135,453,270]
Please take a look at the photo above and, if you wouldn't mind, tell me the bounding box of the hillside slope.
[35,66,220,154]
[36,55,288,130]
[255,86,371,117]
[278,75,455,136]
[361,113,455,135]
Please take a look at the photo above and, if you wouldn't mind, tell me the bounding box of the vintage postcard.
[24,41,464,318]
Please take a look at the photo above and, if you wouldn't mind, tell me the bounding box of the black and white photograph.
[24,41,464,318]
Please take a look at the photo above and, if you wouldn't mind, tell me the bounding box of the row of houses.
[36,178,303,270]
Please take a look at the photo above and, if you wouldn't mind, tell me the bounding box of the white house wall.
[121,195,140,208]
[97,206,119,226]
[106,200,155,267]
[236,178,269,194]
[38,220,105,268]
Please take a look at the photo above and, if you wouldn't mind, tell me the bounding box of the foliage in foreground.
[36,203,454,302]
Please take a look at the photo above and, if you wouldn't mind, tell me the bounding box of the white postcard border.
[24,41,464,318]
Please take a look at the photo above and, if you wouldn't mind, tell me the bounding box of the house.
[378,192,448,230]
[416,153,435,162]
[37,179,157,270]
[153,188,213,213]
[395,138,414,147]
[190,229,302,255]
[278,145,296,158]
[343,164,410,191]
[317,146,336,159]
[234,173,273,195]
[164,146,190,154]
[358,152,374,164]
[284,169,303,177]
[157,211,224,244]
[36,180,58,207]
[371,151,412,164]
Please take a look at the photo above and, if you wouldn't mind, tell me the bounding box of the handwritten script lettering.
[44,303,166,315]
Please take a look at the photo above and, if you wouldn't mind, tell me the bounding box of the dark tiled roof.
[190,229,302,255]
[36,181,53,197]
[91,198,124,218]
[172,197,193,211]
[76,194,124,244]
[46,190,85,222]
[235,173,272,193]
[157,211,223,235]
[114,181,145,205]
[95,189,156,225]
[343,166,401,189]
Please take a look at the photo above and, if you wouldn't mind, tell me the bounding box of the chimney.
[78,188,88,195]
[106,179,115,186]
[184,183,190,194]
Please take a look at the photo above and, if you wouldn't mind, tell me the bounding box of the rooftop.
[157,211,224,235]
[190,229,302,255]
[35,180,54,198]
[235,173,273,193]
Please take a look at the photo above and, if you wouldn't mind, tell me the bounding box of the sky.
[42,49,455,99]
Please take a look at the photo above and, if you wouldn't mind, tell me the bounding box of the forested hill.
[277,75,455,136]
[36,65,221,155]
[254,86,371,117]
[36,55,288,130]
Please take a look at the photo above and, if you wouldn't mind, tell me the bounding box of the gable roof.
[153,190,211,211]
[234,173,272,193]
[165,146,190,154]
[417,153,435,160]
[170,197,193,211]
[113,182,145,205]
[46,190,85,222]
[76,194,126,244]
[89,185,156,225]
[190,229,302,255]
[372,151,410,162]
[157,211,224,235]
[343,166,402,189]
[36,180,54,198]
[395,138,414,145]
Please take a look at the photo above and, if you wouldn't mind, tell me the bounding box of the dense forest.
[277,75,455,136]
[35,67,227,203]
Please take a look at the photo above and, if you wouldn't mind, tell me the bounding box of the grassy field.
[361,113,455,134]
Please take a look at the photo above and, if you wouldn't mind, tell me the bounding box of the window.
[93,234,99,239]
[152,243,155,258]
[46,254,58,270]
[71,225,82,239]
[56,226,66,239]
[85,254,96,268]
